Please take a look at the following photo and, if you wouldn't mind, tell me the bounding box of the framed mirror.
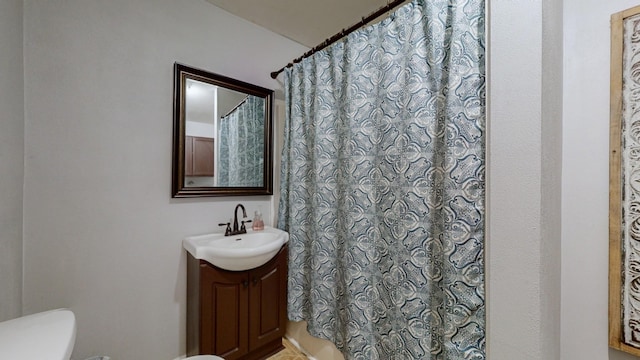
[172,63,274,197]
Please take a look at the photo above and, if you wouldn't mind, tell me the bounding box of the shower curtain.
[217,96,265,187]
[278,0,485,359]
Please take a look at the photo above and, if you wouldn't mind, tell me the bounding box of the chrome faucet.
[219,203,252,236]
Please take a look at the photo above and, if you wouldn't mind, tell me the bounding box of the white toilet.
[0,309,223,360]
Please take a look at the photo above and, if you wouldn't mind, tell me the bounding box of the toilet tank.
[0,309,76,360]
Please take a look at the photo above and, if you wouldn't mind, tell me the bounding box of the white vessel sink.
[183,226,289,271]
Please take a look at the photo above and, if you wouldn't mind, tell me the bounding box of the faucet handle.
[240,219,252,232]
[218,222,232,236]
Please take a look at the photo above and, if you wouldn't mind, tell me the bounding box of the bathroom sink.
[183,226,289,271]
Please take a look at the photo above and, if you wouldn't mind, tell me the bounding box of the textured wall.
[0,0,24,322]
[541,0,563,357]
[488,0,546,357]
[562,0,640,359]
[22,1,305,358]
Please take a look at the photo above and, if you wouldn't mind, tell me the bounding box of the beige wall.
[487,0,550,358]
[541,0,564,357]
[21,1,305,359]
[0,0,24,323]
[562,0,640,359]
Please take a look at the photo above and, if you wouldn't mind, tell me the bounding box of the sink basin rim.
[183,226,289,271]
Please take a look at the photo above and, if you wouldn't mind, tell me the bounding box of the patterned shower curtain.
[217,96,265,187]
[277,0,485,359]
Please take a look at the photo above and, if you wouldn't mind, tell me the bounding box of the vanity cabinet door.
[192,136,214,176]
[185,136,194,176]
[200,263,249,359]
[248,247,288,351]
[185,136,214,177]
[187,245,288,360]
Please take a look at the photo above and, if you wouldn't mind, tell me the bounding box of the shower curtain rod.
[269,0,409,79]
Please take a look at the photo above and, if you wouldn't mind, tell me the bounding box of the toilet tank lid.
[0,308,76,360]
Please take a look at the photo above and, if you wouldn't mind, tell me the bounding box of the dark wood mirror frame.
[172,63,274,197]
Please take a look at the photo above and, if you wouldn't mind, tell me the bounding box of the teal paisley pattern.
[218,96,265,187]
[278,0,485,358]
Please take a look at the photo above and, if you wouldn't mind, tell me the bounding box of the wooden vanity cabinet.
[187,245,287,360]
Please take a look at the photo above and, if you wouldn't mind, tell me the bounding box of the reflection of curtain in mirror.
[218,96,265,187]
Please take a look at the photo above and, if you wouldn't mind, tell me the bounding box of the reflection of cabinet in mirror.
[185,136,214,177]
[186,246,287,359]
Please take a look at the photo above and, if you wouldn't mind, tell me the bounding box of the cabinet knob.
[252,277,258,286]
[242,280,248,288]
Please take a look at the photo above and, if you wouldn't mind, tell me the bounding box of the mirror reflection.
[184,79,265,188]
[172,63,273,197]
